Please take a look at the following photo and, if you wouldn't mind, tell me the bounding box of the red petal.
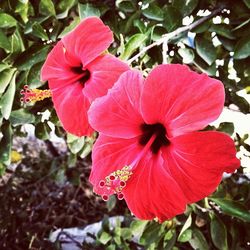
[90,135,187,222]
[123,153,187,221]
[88,70,144,138]
[89,134,142,194]
[141,64,225,137]
[62,17,113,67]
[162,131,240,203]
[83,54,130,102]
[49,80,93,136]
[41,41,80,82]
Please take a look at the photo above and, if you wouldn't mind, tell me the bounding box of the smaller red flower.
[41,17,129,136]
[88,64,240,222]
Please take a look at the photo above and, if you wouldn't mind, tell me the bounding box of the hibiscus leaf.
[120,33,147,60]
[78,3,100,19]
[142,3,164,21]
[0,13,17,28]
[9,109,36,126]
[0,72,16,120]
[210,198,250,222]
[0,122,13,165]
[178,214,192,242]
[172,0,198,16]
[189,228,209,250]
[39,0,56,16]
[210,213,228,250]
[234,34,250,59]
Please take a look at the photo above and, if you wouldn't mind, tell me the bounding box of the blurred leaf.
[234,34,250,59]
[211,198,250,222]
[106,195,117,212]
[39,0,56,16]
[99,231,112,244]
[0,13,17,28]
[57,0,75,18]
[178,47,194,63]
[14,45,49,70]
[78,3,100,19]
[172,0,198,16]
[10,109,36,125]
[0,30,11,52]
[35,122,50,140]
[67,133,85,154]
[0,72,16,119]
[139,222,162,246]
[59,17,80,38]
[120,33,147,60]
[217,122,234,135]
[130,220,148,238]
[230,93,250,114]
[164,6,182,32]
[0,122,12,165]
[209,24,235,39]
[15,1,29,23]
[243,0,250,8]
[195,36,216,65]
[178,229,192,243]
[0,68,15,95]
[117,0,136,13]
[210,213,228,250]
[142,3,164,21]
[32,22,49,40]
[189,228,209,250]
[178,214,192,241]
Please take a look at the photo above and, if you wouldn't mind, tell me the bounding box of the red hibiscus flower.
[41,17,129,136]
[88,64,240,222]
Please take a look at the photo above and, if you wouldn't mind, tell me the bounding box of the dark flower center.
[71,64,91,85]
[139,123,170,154]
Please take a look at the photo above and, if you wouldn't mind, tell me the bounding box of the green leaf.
[172,0,198,16]
[11,27,25,54]
[32,22,49,40]
[234,34,250,59]
[15,1,29,23]
[106,195,117,212]
[210,198,250,222]
[9,109,35,125]
[195,36,216,65]
[117,0,136,13]
[139,222,162,246]
[178,229,192,243]
[189,228,209,250]
[209,24,235,39]
[0,30,11,52]
[142,3,164,21]
[67,133,85,154]
[178,47,194,64]
[120,33,147,60]
[56,0,75,18]
[0,122,12,165]
[130,220,148,239]
[217,122,234,135]
[178,214,192,242]
[243,0,250,8]
[39,0,56,16]
[14,45,49,70]
[59,17,80,38]
[99,231,112,245]
[78,3,100,20]
[0,13,17,28]
[210,213,228,250]
[0,68,15,95]
[164,6,182,32]
[35,122,50,140]
[0,72,16,120]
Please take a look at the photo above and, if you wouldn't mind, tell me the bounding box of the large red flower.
[88,64,240,222]
[41,17,129,136]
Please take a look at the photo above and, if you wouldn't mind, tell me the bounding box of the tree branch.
[127,7,223,65]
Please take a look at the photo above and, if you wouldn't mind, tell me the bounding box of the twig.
[127,7,223,65]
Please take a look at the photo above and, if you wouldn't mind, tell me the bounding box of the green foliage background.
[0,0,250,249]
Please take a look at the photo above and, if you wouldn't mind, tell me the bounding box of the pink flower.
[41,17,129,136]
[88,64,240,222]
